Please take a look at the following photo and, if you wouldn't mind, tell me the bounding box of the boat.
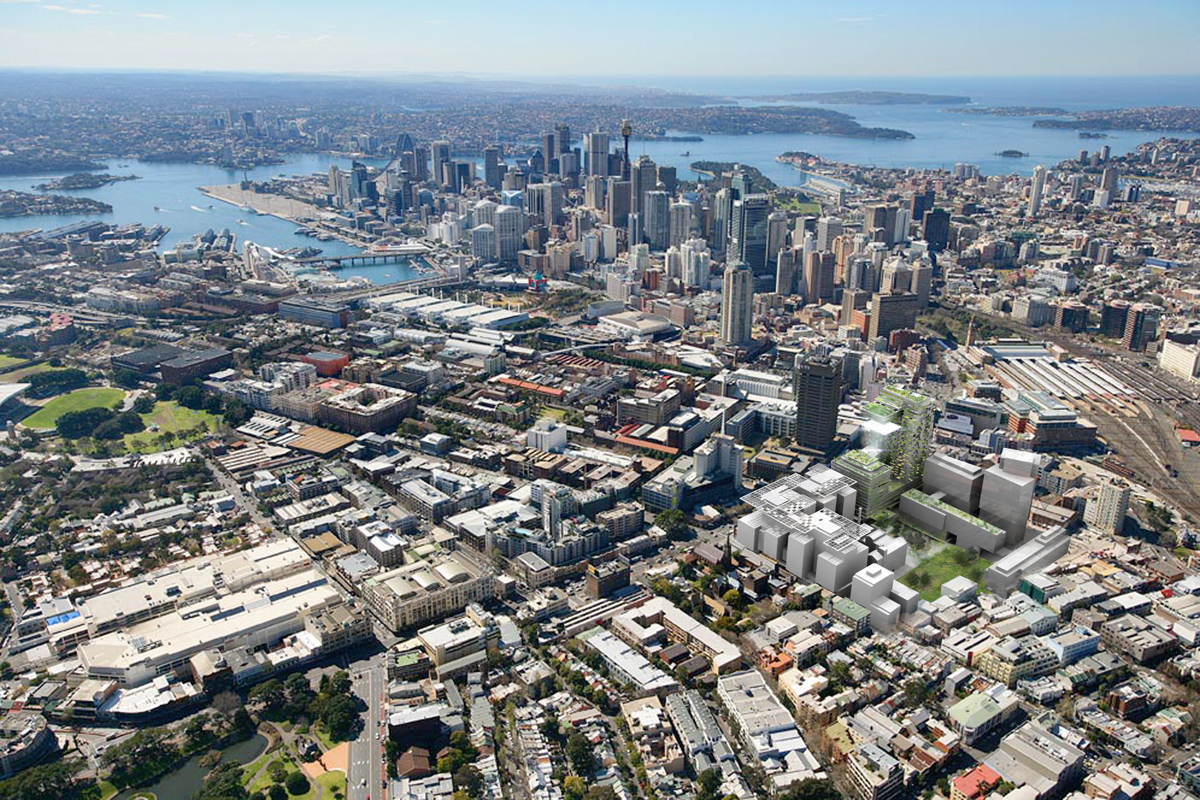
[680,151,690,156]
[238,203,253,212]
[996,149,1028,158]
[236,219,247,225]
[153,206,161,211]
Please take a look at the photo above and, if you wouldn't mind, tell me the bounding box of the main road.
[347,653,386,800]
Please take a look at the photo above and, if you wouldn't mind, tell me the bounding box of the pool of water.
[115,732,266,800]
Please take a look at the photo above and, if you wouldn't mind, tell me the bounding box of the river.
[114,732,266,800]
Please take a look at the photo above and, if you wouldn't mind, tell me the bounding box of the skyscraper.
[719,260,754,346]
[804,251,835,303]
[483,145,502,190]
[669,201,693,249]
[775,248,798,296]
[431,140,451,188]
[730,194,771,274]
[792,353,844,453]
[922,208,950,251]
[1083,480,1131,535]
[767,211,790,268]
[630,155,657,217]
[1028,165,1047,217]
[586,131,610,177]
[606,178,631,227]
[643,190,670,251]
[494,205,522,263]
[871,385,936,487]
[816,216,843,252]
[711,188,733,255]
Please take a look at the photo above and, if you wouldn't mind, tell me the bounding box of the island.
[0,153,107,176]
[0,189,113,218]
[1078,132,1110,139]
[750,90,970,105]
[996,150,1028,158]
[947,106,1069,117]
[34,173,141,191]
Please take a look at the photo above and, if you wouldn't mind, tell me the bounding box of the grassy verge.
[0,355,25,370]
[22,387,124,429]
[317,770,346,797]
[122,400,221,451]
[900,545,991,601]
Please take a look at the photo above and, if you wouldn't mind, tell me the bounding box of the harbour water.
[3,75,1198,283]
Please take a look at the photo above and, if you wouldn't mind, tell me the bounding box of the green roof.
[904,489,1005,536]
[835,449,887,469]
[832,597,871,621]
[948,692,1001,728]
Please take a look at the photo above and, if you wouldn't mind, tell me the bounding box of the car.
[375,731,380,741]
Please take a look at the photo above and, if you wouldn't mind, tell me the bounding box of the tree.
[0,759,99,800]
[563,775,586,800]
[778,778,841,800]
[453,764,485,798]
[194,761,248,800]
[585,787,618,800]
[903,678,931,708]
[654,508,690,541]
[102,726,180,789]
[285,771,310,796]
[175,385,205,410]
[566,731,596,777]
[56,407,115,439]
[28,368,88,398]
[722,589,744,609]
[697,769,722,800]
[212,690,243,717]
[116,411,145,433]
[318,693,358,741]
[268,785,288,800]
[113,369,142,389]
[132,393,156,414]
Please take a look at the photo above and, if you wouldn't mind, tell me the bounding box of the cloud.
[134,11,169,19]
[41,3,102,13]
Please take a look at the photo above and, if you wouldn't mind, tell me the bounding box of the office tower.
[630,155,657,216]
[865,204,898,246]
[727,167,751,199]
[585,175,607,210]
[494,205,522,263]
[657,165,677,196]
[470,224,496,260]
[1084,480,1130,535]
[473,199,498,229]
[804,251,835,303]
[802,230,816,264]
[1100,300,1131,338]
[1028,165,1046,217]
[483,146,501,190]
[792,353,844,452]
[431,140,451,188]
[711,188,733,255]
[627,213,642,249]
[730,194,771,274]
[880,258,910,295]
[555,124,570,157]
[816,216,843,251]
[643,190,670,251]
[720,260,754,346]
[541,131,557,176]
[669,201,693,249]
[606,178,631,227]
[1122,303,1161,352]
[775,248,798,296]
[767,211,790,267]
[586,131,610,177]
[911,261,933,308]
[979,449,1039,547]
[922,208,950,251]
[910,188,935,221]
[868,292,920,341]
[681,238,711,289]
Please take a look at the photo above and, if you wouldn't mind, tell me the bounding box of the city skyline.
[1,0,1199,77]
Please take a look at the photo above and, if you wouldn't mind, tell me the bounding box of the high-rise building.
[805,251,836,303]
[586,131,610,177]
[681,238,711,289]
[1028,165,1047,217]
[766,211,790,267]
[871,385,936,487]
[922,208,950,251]
[868,293,920,341]
[793,353,844,452]
[494,205,522,263]
[1083,480,1130,535]
[730,194,771,274]
[540,131,558,176]
[657,165,677,196]
[711,188,733,255]
[470,224,496,261]
[865,204,898,246]
[979,449,1040,547]
[431,140,451,188]
[606,178,631,227]
[643,190,670,251]
[720,260,754,346]
[816,216,843,252]
[483,146,502,190]
[1122,303,1160,352]
[631,156,657,216]
[1100,300,1131,339]
[775,248,798,297]
[669,201,693,249]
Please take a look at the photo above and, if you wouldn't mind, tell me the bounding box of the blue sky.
[1,0,1198,78]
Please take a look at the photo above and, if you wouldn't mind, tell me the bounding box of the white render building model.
[734,469,911,630]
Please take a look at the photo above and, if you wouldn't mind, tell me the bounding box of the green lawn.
[0,354,25,370]
[97,780,119,800]
[122,400,221,451]
[317,770,346,797]
[22,387,125,430]
[0,362,65,383]
[900,545,992,601]
[776,198,823,215]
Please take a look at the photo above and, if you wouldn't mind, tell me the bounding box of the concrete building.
[1083,480,1130,535]
[979,450,1040,547]
[720,260,754,346]
[364,554,495,634]
[985,722,1085,800]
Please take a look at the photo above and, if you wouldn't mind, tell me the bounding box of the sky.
[1,0,1199,79]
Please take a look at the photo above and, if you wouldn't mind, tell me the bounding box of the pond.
[115,733,267,800]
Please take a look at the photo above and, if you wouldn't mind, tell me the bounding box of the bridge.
[295,251,427,267]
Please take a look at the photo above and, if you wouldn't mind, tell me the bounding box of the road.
[202,451,276,535]
[347,653,386,800]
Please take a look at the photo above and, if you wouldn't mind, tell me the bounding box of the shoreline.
[198,185,374,249]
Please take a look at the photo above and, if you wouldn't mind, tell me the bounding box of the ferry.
[238,203,253,212]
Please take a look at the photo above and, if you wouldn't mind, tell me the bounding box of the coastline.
[198,184,374,249]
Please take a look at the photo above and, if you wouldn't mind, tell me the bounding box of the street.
[347,652,386,800]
